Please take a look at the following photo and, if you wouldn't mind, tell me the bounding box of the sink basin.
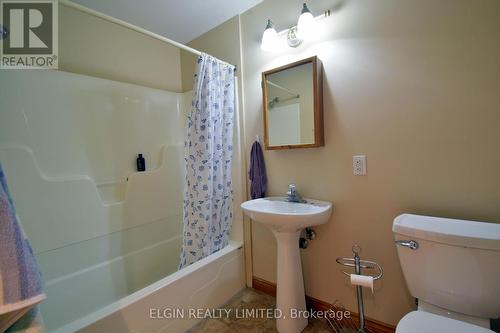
[241,197,332,231]
[241,196,333,333]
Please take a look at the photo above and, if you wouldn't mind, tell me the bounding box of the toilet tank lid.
[393,214,500,251]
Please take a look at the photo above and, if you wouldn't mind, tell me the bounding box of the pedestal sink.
[241,197,333,333]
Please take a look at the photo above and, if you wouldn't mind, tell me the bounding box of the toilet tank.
[393,214,500,319]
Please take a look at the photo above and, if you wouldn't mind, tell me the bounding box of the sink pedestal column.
[273,230,308,333]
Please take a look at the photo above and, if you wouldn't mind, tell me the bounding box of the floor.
[187,288,340,333]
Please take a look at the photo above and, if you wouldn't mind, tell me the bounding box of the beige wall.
[240,0,500,326]
[180,16,242,92]
[59,4,182,92]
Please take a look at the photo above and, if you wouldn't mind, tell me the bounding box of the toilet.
[393,214,500,333]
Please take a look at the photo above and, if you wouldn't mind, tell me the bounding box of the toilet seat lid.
[396,311,494,333]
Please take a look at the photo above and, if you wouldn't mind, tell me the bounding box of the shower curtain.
[179,54,236,268]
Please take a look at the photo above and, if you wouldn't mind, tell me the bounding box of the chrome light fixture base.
[287,26,303,48]
[260,3,332,51]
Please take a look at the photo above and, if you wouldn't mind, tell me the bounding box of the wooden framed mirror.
[261,56,323,150]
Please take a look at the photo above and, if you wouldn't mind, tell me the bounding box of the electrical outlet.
[353,155,366,175]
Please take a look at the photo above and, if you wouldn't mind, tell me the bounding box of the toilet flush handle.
[395,240,419,250]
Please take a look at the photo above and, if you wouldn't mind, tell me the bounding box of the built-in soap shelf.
[96,180,127,205]
[0,143,181,207]
[0,143,174,206]
[94,145,173,205]
[0,144,185,254]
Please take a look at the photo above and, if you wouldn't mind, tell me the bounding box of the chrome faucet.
[286,183,306,203]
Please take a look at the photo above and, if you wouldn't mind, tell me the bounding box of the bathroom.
[0,0,499,332]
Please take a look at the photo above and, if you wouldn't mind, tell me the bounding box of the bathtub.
[0,70,246,333]
[51,242,245,333]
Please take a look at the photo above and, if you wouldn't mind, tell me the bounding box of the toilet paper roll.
[350,274,374,293]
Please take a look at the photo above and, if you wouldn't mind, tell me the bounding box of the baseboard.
[252,276,278,297]
[252,276,395,333]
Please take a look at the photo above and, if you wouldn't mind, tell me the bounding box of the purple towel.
[248,141,267,199]
[0,163,45,331]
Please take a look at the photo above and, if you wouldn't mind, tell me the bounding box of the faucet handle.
[287,183,296,195]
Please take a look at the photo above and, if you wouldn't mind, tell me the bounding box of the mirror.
[262,56,323,150]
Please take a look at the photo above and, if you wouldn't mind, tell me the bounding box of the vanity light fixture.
[260,19,279,51]
[261,3,331,51]
[297,3,316,40]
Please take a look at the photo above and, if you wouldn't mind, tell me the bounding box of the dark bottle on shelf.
[136,154,146,172]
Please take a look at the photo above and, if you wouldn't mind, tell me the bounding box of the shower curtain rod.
[59,0,237,71]
[266,80,299,98]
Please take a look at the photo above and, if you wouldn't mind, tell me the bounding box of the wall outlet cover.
[353,155,366,176]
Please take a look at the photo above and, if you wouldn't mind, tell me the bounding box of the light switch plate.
[353,155,366,175]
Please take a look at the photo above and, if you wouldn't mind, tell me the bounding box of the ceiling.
[72,0,263,44]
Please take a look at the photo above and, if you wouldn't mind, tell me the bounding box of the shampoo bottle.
[137,154,146,172]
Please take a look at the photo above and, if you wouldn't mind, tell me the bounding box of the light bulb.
[297,3,316,40]
[261,19,279,51]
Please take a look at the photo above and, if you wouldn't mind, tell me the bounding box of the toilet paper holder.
[335,245,383,280]
[334,245,383,333]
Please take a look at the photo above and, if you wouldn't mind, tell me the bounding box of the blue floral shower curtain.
[179,54,236,268]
